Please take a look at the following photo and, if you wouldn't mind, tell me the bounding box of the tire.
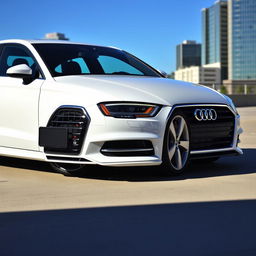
[50,162,84,176]
[162,112,190,175]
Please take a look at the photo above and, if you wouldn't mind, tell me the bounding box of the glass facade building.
[202,0,228,81]
[176,40,201,70]
[228,0,256,80]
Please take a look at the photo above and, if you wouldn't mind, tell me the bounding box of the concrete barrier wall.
[228,94,256,107]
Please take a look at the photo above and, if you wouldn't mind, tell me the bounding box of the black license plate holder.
[39,127,68,149]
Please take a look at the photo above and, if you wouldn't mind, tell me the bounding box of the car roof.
[0,39,120,50]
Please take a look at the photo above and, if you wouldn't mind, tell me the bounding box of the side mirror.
[158,70,168,78]
[6,64,32,79]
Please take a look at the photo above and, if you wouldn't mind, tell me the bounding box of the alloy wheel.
[167,115,190,171]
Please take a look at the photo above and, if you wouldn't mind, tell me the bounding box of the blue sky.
[1,0,215,73]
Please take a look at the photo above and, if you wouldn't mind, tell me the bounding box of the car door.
[0,44,44,151]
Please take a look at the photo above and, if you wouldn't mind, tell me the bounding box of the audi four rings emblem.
[194,109,217,121]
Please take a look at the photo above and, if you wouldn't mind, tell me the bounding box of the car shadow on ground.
[1,199,256,256]
[0,148,255,182]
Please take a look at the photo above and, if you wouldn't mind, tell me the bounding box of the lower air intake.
[101,140,154,156]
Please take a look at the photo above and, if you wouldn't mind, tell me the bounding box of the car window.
[54,57,90,75]
[0,45,35,77]
[7,56,34,67]
[33,43,161,78]
[98,56,143,75]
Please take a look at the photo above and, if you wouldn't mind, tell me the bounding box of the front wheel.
[162,113,190,175]
[50,162,84,176]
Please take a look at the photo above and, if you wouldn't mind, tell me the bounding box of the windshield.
[33,43,161,78]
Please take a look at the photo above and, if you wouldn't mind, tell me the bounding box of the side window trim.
[0,43,45,79]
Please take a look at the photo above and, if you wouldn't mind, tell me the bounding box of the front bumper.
[43,103,243,166]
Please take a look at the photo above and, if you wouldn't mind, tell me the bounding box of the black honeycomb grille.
[45,108,89,154]
[175,106,235,151]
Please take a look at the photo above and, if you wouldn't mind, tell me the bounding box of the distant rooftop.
[182,40,198,45]
[44,32,69,41]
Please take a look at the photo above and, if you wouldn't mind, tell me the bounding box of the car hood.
[54,75,228,106]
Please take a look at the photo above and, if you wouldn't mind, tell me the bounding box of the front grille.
[45,107,89,154]
[175,106,235,151]
[101,140,154,156]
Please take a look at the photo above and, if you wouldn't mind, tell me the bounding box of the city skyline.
[174,0,256,94]
[0,0,215,73]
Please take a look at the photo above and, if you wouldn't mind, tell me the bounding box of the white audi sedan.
[0,39,243,175]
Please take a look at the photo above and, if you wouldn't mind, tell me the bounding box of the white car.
[0,39,243,175]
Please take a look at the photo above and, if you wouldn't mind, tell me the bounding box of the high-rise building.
[224,0,256,92]
[176,40,201,70]
[44,33,69,40]
[202,0,228,82]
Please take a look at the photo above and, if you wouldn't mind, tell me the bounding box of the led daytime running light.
[98,103,160,118]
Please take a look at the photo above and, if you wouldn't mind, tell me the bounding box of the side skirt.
[0,146,46,161]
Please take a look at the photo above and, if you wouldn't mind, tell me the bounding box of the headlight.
[98,102,161,118]
[223,95,238,115]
